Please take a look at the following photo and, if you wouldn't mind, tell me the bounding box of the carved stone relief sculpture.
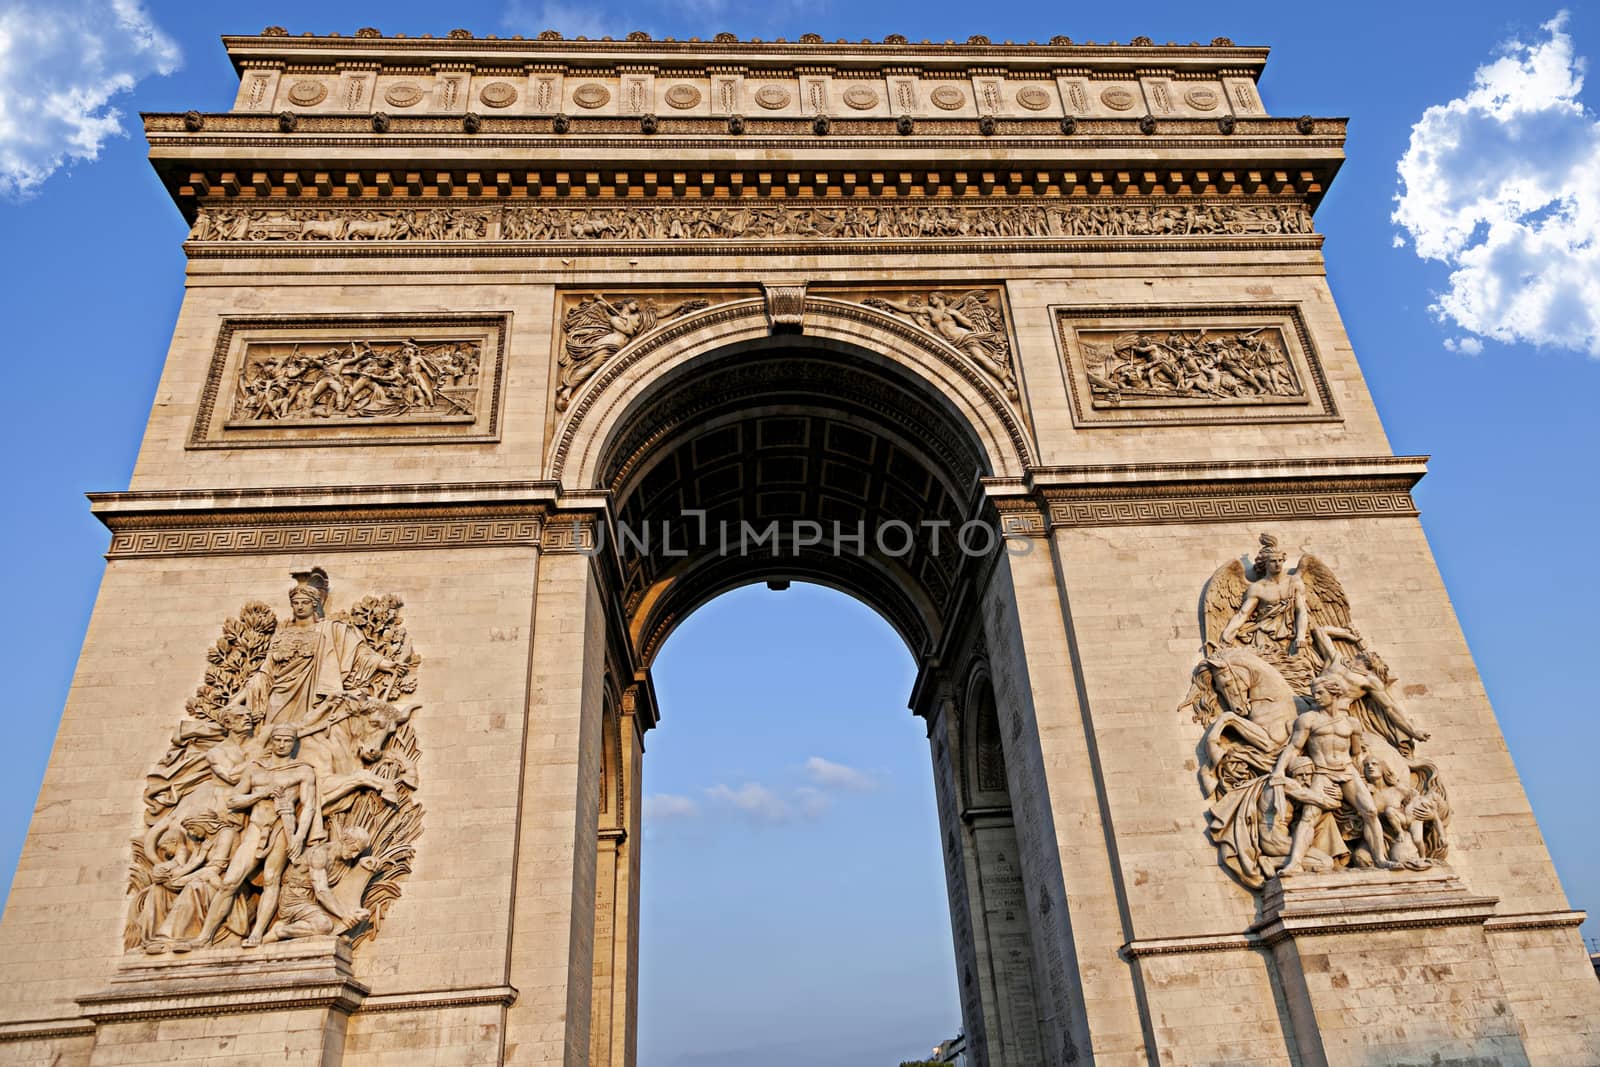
[862,290,1017,399]
[1179,534,1450,889]
[188,201,1314,245]
[1054,305,1335,428]
[229,338,482,423]
[1080,326,1301,406]
[557,294,711,410]
[128,568,423,953]
[192,315,506,449]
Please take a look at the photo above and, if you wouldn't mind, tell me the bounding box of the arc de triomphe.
[1,27,1597,1067]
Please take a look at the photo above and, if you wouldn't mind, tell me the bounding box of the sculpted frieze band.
[1181,534,1450,889]
[129,568,423,954]
[188,201,1313,244]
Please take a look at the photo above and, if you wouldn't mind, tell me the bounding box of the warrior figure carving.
[1082,327,1302,405]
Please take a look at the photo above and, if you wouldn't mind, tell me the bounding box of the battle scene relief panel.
[1054,304,1337,427]
[190,315,507,448]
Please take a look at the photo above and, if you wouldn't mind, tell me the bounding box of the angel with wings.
[862,292,1018,399]
[1184,532,1451,888]
[557,295,711,411]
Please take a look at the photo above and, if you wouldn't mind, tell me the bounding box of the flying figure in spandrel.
[557,294,711,411]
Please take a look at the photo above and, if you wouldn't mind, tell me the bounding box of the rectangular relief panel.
[189,314,507,448]
[1053,303,1338,428]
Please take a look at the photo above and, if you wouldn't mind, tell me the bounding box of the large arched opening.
[560,309,1075,1067]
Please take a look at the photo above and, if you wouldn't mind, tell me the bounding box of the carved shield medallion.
[1016,86,1051,111]
[479,81,518,108]
[664,84,701,109]
[286,80,328,107]
[1099,86,1137,111]
[754,85,791,110]
[573,83,611,109]
[383,83,424,108]
[843,85,878,110]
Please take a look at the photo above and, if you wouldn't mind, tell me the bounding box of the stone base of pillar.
[77,937,366,1065]
[1255,868,1528,1067]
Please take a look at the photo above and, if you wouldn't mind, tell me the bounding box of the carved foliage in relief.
[230,338,483,424]
[1180,534,1451,890]
[128,568,423,954]
[862,290,1017,399]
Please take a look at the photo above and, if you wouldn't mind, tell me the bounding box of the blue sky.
[2,2,1598,1064]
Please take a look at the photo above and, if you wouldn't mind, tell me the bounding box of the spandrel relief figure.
[1180,533,1451,889]
[863,291,1018,399]
[557,295,710,411]
[1083,327,1302,405]
[126,567,423,954]
[231,339,480,423]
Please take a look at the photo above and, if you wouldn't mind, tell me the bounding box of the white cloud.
[1443,336,1485,355]
[1392,12,1600,357]
[501,0,631,42]
[705,782,793,822]
[0,0,180,198]
[643,793,699,820]
[803,756,880,792]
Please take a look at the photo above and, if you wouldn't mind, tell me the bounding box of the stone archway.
[571,322,1071,1067]
[3,26,1596,1067]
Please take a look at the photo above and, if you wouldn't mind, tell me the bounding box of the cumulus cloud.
[502,0,631,41]
[0,0,180,198]
[644,793,699,820]
[1392,12,1600,357]
[803,756,880,792]
[705,782,794,822]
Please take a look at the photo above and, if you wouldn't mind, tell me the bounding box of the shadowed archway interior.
[600,342,996,664]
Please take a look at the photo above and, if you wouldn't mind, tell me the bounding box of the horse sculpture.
[1189,644,1301,795]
